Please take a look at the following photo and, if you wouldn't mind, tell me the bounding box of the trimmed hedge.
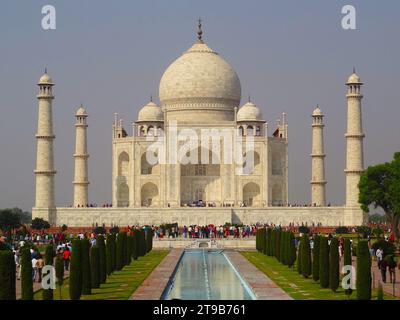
[81,239,92,295]
[90,245,100,289]
[329,238,340,292]
[319,237,329,288]
[356,240,371,300]
[0,250,16,300]
[116,232,125,270]
[42,244,54,300]
[97,235,107,284]
[55,254,64,299]
[133,230,139,260]
[301,234,311,278]
[288,232,296,268]
[21,246,33,300]
[312,236,320,282]
[297,240,302,275]
[106,233,115,275]
[69,239,82,300]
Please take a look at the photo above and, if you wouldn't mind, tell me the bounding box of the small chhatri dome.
[237,101,264,122]
[137,101,163,122]
[346,69,362,85]
[38,70,54,85]
[76,105,88,116]
[312,105,323,116]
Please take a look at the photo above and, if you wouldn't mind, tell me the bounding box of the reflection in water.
[165,250,254,300]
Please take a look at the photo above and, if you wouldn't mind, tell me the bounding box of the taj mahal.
[32,22,367,227]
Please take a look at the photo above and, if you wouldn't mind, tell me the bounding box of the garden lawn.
[34,249,169,300]
[241,251,397,300]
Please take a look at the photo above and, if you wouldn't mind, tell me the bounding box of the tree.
[266,228,272,256]
[69,239,82,300]
[90,245,100,289]
[42,244,54,300]
[55,254,64,299]
[0,250,16,300]
[343,238,353,297]
[31,217,50,230]
[279,231,286,265]
[275,229,281,261]
[356,240,371,300]
[297,240,302,275]
[97,235,107,284]
[126,234,133,264]
[319,237,329,288]
[312,235,321,282]
[21,246,33,300]
[81,239,91,295]
[329,238,340,292]
[288,232,296,268]
[106,233,114,275]
[132,230,139,260]
[0,209,21,240]
[116,232,125,270]
[359,152,400,239]
[301,234,311,278]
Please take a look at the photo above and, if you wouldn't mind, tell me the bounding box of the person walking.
[380,257,388,283]
[37,255,44,283]
[376,247,384,270]
[387,255,397,284]
[32,256,38,282]
[63,246,71,271]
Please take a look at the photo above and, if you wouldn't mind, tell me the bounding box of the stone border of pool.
[130,248,184,300]
[225,251,293,300]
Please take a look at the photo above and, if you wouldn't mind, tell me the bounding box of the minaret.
[311,106,327,206]
[73,105,89,207]
[34,70,56,210]
[345,69,365,207]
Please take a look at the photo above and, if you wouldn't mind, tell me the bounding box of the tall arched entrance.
[141,182,159,207]
[243,182,260,207]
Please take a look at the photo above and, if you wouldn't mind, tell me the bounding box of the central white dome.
[159,40,241,122]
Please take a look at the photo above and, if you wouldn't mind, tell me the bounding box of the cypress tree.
[111,233,117,270]
[55,254,64,300]
[275,229,281,261]
[262,228,267,255]
[356,240,371,300]
[138,229,146,257]
[90,246,100,289]
[132,230,139,260]
[42,244,54,300]
[272,229,277,257]
[343,238,353,296]
[312,235,321,282]
[97,235,107,283]
[266,228,272,256]
[69,239,82,300]
[126,234,133,264]
[148,229,153,252]
[116,232,125,270]
[21,246,33,300]
[343,238,352,267]
[106,233,114,275]
[329,238,340,292]
[279,231,286,264]
[297,240,302,274]
[0,250,16,300]
[319,237,329,288]
[81,239,92,295]
[288,232,296,268]
[301,234,312,278]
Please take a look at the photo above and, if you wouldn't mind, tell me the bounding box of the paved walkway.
[226,251,292,300]
[353,259,399,298]
[130,249,183,300]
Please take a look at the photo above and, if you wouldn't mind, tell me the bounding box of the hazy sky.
[0,0,399,212]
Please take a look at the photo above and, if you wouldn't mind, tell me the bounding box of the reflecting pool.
[163,249,256,300]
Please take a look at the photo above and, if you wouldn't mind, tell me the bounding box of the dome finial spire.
[353,66,356,74]
[197,18,203,42]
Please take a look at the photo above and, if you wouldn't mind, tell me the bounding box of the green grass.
[241,251,397,300]
[34,250,169,300]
